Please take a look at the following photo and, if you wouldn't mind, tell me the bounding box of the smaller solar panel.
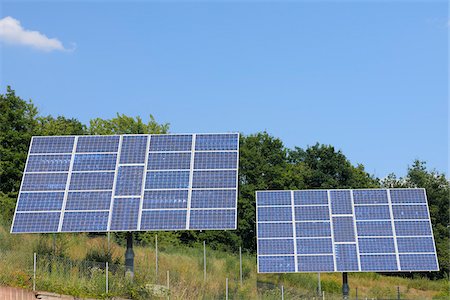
[257,189,439,273]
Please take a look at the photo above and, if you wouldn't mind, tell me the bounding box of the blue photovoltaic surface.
[12,133,239,233]
[66,191,112,210]
[143,190,189,209]
[297,255,334,272]
[26,155,71,172]
[258,239,294,255]
[257,189,439,273]
[17,192,64,211]
[115,166,144,196]
[110,198,140,231]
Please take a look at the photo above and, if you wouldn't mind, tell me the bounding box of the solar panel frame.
[256,188,439,273]
[11,133,239,233]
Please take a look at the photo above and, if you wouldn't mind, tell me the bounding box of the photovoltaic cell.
[195,134,238,151]
[76,136,119,153]
[147,153,191,170]
[257,191,291,206]
[258,239,294,255]
[120,136,148,164]
[69,172,115,190]
[30,137,74,154]
[145,171,190,189]
[26,155,71,172]
[294,190,328,205]
[259,256,295,273]
[297,238,332,254]
[189,209,235,229]
[297,255,334,272]
[110,198,140,231]
[12,212,60,233]
[115,166,144,196]
[192,170,236,188]
[12,133,239,233]
[143,190,188,209]
[62,211,109,232]
[17,192,64,211]
[72,154,117,171]
[258,207,292,222]
[141,210,187,230]
[149,135,192,152]
[190,190,236,208]
[66,191,112,210]
[257,189,438,273]
[22,173,68,191]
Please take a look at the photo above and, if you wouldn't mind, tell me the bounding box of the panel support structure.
[342,272,349,299]
[125,231,134,279]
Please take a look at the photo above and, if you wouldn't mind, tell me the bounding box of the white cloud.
[0,16,70,52]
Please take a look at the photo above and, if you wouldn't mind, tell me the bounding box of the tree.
[0,86,38,194]
[288,143,379,189]
[35,115,86,136]
[89,113,169,135]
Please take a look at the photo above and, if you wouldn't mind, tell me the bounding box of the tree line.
[0,86,448,279]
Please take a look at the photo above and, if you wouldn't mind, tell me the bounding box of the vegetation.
[0,86,449,298]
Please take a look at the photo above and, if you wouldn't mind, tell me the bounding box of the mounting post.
[125,232,134,279]
[342,272,349,299]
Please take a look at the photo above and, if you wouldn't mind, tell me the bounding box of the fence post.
[155,234,158,282]
[33,252,36,292]
[226,278,228,300]
[281,285,284,300]
[356,287,358,300]
[203,241,206,281]
[239,246,243,286]
[166,270,170,300]
[106,262,109,294]
[397,286,400,300]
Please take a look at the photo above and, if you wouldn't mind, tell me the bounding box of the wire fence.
[29,253,408,300]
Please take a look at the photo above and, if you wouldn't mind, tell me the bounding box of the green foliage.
[33,235,68,258]
[35,115,86,136]
[85,243,121,265]
[288,143,379,188]
[89,113,169,134]
[0,86,38,194]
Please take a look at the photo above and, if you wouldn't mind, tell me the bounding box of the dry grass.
[0,226,448,299]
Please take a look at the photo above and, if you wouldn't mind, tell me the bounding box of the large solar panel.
[256,189,439,273]
[11,133,239,233]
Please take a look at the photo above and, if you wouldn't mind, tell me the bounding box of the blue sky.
[0,1,448,178]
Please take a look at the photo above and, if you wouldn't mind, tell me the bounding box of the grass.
[0,224,448,299]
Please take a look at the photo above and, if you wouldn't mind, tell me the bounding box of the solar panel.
[11,133,239,233]
[256,189,439,273]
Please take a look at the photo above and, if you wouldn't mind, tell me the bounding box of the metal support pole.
[342,272,349,300]
[106,262,109,294]
[33,253,36,292]
[125,232,134,279]
[155,234,158,281]
[225,278,228,300]
[239,246,243,285]
[318,272,322,296]
[107,232,110,254]
[203,241,206,281]
[281,285,284,300]
[356,287,358,300]
[397,286,400,300]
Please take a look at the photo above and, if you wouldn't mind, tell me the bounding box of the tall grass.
[0,225,448,299]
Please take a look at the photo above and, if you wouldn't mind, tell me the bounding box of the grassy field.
[0,225,448,299]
